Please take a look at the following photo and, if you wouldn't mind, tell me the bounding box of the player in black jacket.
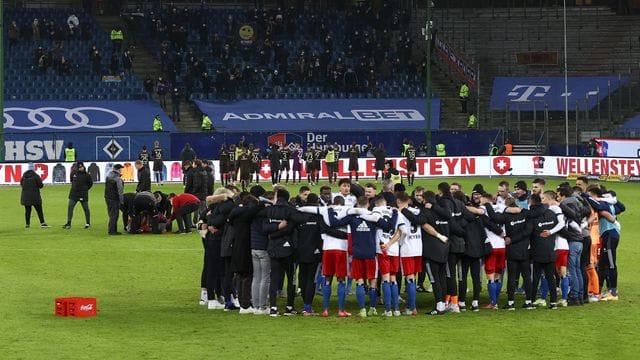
[401,191,451,315]
[258,188,307,316]
[135,160,151,193]
[485,197,535,310]
[527,194,560,309]
[63,162,93,229]
[292,193,343,315]
[453,190,485,311]
[437,182,471,313]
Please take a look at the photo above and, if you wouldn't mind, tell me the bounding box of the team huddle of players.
[199,176,622,317]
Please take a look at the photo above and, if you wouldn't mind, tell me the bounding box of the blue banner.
[490,76,629,111]
[170,130,498,160]
[4,132,171,162]
[194,98,440,131]
[3,101,176,133]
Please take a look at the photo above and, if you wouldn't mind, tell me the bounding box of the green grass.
[1,178,638,359]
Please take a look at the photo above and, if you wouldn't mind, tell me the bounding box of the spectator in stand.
[171,87,181,122]
[201,72,212,99]
[110,26,124,53]
[122,48,133,74]
[32,18,41,41]
[156,77,168,108]
[109,52,120,75]
[143,75,154,97]
[199,23,209,47]
[91,49,102,75]
[9,21,19,47]
[67,14,79,39]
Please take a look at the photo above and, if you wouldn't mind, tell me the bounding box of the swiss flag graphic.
[35,163,49,181]
[268,133,286,146]
[492,156,511,175]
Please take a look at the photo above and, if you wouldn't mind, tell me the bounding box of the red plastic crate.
[54,297,97,317]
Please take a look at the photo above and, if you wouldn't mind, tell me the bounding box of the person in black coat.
[227,193,262,311]
[527,194,560,309]
[292,193,339,315]
[258,188,308,316]
[452,189,486,311]
[179,143,196,166]
[268,143,281,185]
[373,143,386,181]
[206,188,237,310]
[20,167,49,228]
[185,159,209,226]
[63,161,93,229]
[135,160,151,193]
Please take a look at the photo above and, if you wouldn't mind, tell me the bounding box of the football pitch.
[1,177,638,359]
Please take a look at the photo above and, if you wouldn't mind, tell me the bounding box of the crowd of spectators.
[128,1,426,102]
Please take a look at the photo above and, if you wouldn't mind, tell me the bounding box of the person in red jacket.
[167,193,201,234]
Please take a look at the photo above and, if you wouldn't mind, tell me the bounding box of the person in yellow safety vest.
[201,113,213,131]
[435,143,446,157]
[467,112,477,129]
[153,115,163,132]
[110,26,124,53]
[459,82,470,113]
[401,138,410,156]
[64,142,76,162]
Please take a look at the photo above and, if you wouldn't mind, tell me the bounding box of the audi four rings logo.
[3,107,127,130]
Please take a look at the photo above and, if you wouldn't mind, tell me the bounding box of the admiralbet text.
[222,109,425,121]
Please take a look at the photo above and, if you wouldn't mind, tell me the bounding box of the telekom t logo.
[507,85,551,102]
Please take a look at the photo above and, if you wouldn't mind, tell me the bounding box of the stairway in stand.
[93,15,203,132]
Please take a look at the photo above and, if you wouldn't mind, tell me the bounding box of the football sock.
[382,281,391,311]
[337,281,346,311]
[540,277,549,300]
[488,281,497,305]
[322,284,332,310]
[451,295,458,305]
[560,276,569,300]
[356,284,366,309]
[495,280,502,304]
[391,282,399,310]
[303,304,311,312]
[407,279,417,311]
[369,287,378,308]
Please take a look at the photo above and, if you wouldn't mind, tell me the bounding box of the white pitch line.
[1,248,200,252]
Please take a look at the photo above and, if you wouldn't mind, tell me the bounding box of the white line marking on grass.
[2,248,200,252]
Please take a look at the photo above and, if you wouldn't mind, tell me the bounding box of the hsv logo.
[507,85,551,102]
[493,156,511,175]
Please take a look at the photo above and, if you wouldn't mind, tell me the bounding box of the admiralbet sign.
[222,109,425,122]
[195,99,440,131]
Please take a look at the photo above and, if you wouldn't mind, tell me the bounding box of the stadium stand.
[4,7,147,101]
